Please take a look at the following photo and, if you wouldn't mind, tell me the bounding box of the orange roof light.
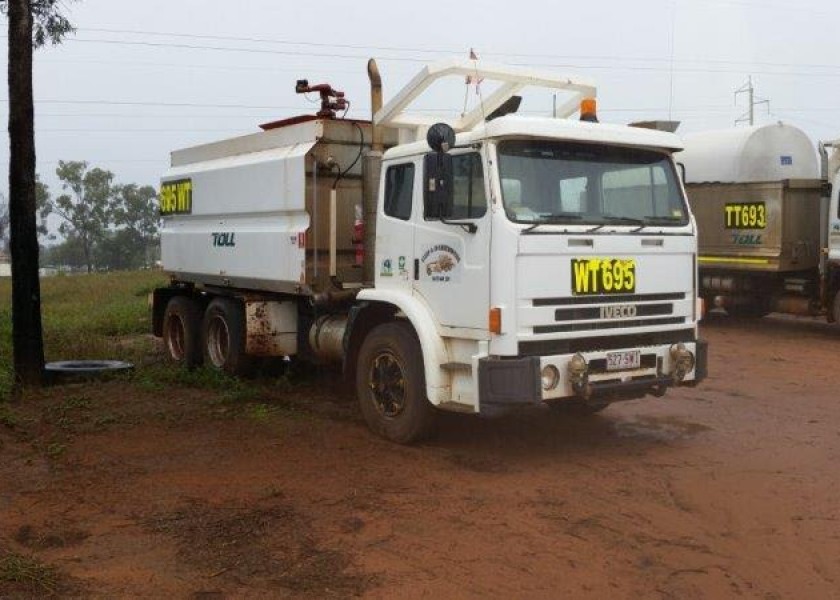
[580,97,598,123]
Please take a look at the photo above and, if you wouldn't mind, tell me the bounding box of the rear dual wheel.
[202,297,253,377]
[163,296,203,369]
[163,295,253,376]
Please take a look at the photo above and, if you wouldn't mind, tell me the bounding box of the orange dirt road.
[1,315,839,598]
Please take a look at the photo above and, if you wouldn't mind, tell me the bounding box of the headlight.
[541,365,560,391]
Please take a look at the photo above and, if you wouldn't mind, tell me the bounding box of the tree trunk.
[7,0,45,386]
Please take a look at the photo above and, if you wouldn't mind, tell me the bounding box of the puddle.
[613,415,712,442]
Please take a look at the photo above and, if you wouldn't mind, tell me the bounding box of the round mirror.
[427,123,456,153]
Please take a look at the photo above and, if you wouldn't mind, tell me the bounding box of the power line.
[58,37,429,63]
[75,26,840,72]
[45,37,840,78]
[80,27,461,56]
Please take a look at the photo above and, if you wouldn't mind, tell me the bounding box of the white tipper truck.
[152,59,708,443]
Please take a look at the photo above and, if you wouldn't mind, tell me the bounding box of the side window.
[384,163,414,220]
[451,153,487,219]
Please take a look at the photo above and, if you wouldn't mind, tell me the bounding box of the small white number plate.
[606,350,641,371]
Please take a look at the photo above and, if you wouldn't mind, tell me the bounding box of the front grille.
[534,316,685,335]
[533,292,685,307]
[518,328,696,356]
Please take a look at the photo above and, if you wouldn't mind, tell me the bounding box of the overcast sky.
[2,0,840,210]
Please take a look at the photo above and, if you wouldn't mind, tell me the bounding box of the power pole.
[735,76,769,126]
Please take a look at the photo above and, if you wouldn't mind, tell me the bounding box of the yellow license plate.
[571,258,636,295]
[724,202,766,229]
[159,178,193,216]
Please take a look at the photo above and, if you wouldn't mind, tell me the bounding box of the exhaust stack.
[368,59,384,152]
[362,59,385,284]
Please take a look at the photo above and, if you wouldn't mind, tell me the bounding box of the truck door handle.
[414,259,419,280]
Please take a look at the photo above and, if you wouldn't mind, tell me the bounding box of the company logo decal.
[421,244,461,282]
[212,232,236,247]
[731,233,763,245]
[380,258,393,277]
[600,304,637,319]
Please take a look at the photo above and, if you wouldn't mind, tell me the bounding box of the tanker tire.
[202,297,253,377]
[163,296,203,369]
[356,322,436,444]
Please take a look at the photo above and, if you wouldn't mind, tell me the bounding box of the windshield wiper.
[643,215,687,225]
[587,214,646,232]
[521,213,583,233]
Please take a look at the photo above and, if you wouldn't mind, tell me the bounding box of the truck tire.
[202,297,253,377]
[163,295,203,369]
[356,322,436,444]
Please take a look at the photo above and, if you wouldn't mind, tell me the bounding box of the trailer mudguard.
[356,288,451,405]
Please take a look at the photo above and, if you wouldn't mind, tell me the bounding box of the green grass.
[0,270,167,401]
[0,551,59,594]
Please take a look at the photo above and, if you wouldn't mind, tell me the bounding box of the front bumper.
[478,339,708,408]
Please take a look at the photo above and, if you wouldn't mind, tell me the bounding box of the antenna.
[735,76,769,126]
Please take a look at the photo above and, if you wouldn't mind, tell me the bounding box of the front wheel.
[356,322,436,444]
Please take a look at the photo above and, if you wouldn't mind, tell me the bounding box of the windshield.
[497,140,689,227]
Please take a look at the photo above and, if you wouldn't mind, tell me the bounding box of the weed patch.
[0,551,59,595]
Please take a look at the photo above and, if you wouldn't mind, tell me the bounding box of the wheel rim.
[166,315,186,361]
[206,314,230,368]
[368,350,407,418]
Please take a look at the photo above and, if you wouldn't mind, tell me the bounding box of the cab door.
[413,149,492,329]
[375,159,419,291]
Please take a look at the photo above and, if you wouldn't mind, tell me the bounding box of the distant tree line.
[0,160,161,271]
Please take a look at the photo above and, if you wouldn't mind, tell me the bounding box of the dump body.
[681,123,821,273]
[160,118,395,294]
[680,123,840,319]
[688,179,823,272]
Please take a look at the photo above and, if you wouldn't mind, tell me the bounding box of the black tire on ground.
[163,295,203,369]
[547,399,610,416]
[356,321,436,444]
[45,360,134,383]
[201,297,253,377]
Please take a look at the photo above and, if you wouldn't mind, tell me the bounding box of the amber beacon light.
[580,97,598,123]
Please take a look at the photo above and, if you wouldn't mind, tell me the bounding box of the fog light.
[670,343,696,382]
[541,365,560,391]
[567,353,590,397]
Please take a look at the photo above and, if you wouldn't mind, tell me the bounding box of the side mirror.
[424,152,453,219]
[677,162,686,184]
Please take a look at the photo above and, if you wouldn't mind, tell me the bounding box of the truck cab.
[365,107,705,418]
